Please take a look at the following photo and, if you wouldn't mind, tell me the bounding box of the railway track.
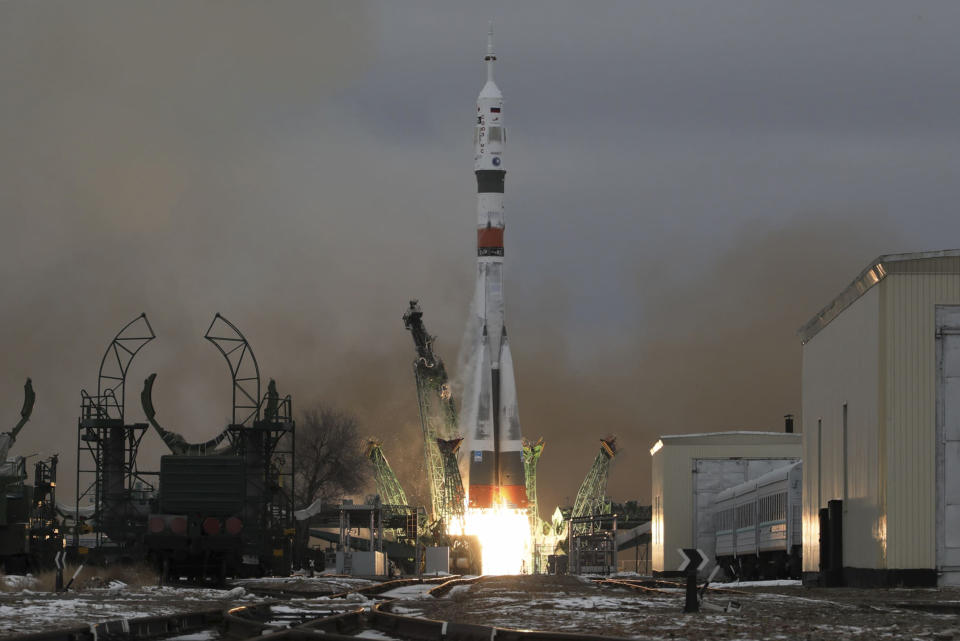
[5,575,636,641]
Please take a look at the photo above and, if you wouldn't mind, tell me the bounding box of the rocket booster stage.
[465,27,527,510]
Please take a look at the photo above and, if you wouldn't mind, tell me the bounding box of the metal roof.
[798,249,960,345]
[715,460,802,502]
[650,430,801,455]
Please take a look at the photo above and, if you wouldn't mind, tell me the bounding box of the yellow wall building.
[650,431,801,575]
[800,250,960,586]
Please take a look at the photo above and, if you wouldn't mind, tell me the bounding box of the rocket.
[464,26,528,510]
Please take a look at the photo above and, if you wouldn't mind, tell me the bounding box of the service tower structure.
[465,26,528,511]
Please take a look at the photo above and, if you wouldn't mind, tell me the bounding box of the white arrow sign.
[677,548,709,572]
[707,564,722,583]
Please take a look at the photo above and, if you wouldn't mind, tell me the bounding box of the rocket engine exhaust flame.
[458,25,533,574]
[462,505,532,575]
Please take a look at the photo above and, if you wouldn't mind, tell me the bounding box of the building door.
[937,306,960,585]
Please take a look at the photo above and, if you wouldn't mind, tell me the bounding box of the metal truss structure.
[403,301,463,527]
[571,438,617,536]
[522,437,544,534]
[75,314,156,551]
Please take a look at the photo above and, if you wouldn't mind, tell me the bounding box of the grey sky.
[0,1,957,512]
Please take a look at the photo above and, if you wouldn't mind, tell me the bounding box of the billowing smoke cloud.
[0,2,954,522]
[514,212,904,511]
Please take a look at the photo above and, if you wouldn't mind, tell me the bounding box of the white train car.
[714,461,802,579]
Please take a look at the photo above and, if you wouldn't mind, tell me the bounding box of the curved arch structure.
[0,379,35,462]
[204,313,261,426]
[76,314,156,550]
[140,373,232,455]
[89,313,156,421]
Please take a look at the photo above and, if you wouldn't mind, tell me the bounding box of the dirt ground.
[0,575,380,637]
[0,585,251,636]
[2,574,959,639]
[410,575,960,640]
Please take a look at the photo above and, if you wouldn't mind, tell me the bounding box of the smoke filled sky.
[1,1,959,514]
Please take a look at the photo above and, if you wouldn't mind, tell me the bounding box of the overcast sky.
[1,1,959,513]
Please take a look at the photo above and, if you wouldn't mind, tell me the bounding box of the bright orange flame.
[463,505,532,574]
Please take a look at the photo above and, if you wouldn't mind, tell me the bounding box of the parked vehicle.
[714,461,802,580]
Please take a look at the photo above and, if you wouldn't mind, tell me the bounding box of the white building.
[649,431,801,575]
[800,250,960,587]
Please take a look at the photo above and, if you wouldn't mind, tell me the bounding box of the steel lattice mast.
[571,438,617,535]
[367,440,409,507]
[522,437,544,533]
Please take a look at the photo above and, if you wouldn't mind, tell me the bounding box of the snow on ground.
[417,574,960,640]
[445,584,471,598]
[268,599,363,621]
[709,579,802,588]
[378,583,436,599]
[0,575,38,591]
[331,591,376,603]
[233,575,376,594]
[0,585,263,637]
[353,630,406,640]
[165,632,220,641]
[385,604,425,617]
[234,575,372,585]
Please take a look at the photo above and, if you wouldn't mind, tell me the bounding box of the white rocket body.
[466,28,527,510]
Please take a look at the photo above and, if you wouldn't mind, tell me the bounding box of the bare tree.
[294,404,370,510]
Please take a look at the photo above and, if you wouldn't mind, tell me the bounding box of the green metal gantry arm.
[437,437,466,530]
[571,438,617,535]
[403,300,462,526]
[367,440,409,507]
[522,437,544,534]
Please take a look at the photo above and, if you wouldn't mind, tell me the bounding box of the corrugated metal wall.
[801,286,881,573]
[651,450,664,571]
[159,455,245,515]
[802,258,960,575]
[882,270,960,569]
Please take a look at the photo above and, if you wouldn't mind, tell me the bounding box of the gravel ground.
[2,574,957,640]
[232,574,376,595]
[0,584,261,637]
[411,575,960,640]
[0,575,384,637]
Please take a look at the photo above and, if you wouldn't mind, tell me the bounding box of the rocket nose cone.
[478,80,502,100]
